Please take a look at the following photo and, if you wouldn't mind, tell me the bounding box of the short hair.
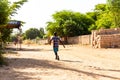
[54,32,57,36]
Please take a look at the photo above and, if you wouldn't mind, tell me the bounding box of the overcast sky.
[10,0,106,32]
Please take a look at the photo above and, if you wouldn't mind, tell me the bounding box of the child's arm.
[49,39,52,45]
[59,39,65,48]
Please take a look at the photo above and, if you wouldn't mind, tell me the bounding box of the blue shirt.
[51,36,60,48]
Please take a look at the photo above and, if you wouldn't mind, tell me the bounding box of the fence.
[67,35,91,45]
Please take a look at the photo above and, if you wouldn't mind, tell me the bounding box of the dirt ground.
[0,44,120,80]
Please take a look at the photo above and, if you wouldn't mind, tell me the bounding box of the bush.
[0,53,7,66]
[0,45,7,66]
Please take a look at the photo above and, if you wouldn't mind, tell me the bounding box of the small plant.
[0,44,7,66]
[0,51,8,66]
[0,54,4,66]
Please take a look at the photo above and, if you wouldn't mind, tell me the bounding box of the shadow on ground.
[5,47,42,51]
[96,68,120,72]
[0,57,120,80]
[61,60,81,63]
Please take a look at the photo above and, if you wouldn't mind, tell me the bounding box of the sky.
[10,0,106,32]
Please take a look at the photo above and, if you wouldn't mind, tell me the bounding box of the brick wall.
[91,28,120,48]
[67,35,91,45]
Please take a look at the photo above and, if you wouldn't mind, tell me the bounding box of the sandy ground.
[0,44,120,80]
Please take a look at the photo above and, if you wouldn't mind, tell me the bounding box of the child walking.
[49,32,65,60]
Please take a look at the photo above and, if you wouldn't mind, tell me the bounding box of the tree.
[0,0,27,26]
[0,0,27,65]
[87,3,113,31]
[107,0,120,27]
[24,28,40,39]
[0,0,27,43]
[46,10,94,37]
[39,27,45,38]
[0,0,10,25]
[95,12,113,29]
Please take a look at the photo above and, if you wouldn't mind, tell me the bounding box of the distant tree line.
[23,27,45,40]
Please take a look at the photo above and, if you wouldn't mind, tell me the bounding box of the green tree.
[0,0,10,25]
[0,0,27,65]
[95,12,112,29]
[107,0,120,27]
[0,0,27,26]
[46,10,94,37]
[0,0,27,43]
[86,12,97,21]
[39,27,45,38]
[86,12,97,31]
[0,0,12,45]
[87,3,113,31]
[24,28,40,39]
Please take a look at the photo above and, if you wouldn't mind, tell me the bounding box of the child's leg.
[55,52,60,60]
[54,47,59,60]
[55,52,58,59]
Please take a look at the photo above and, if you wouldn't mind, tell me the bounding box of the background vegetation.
[46,0,120,37]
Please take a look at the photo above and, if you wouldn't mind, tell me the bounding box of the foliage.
[0,0,27,26]
[87,3,113,31]
[0,53,5,66]
[39,27,45,38]
[94,3,107,11]
[46,2,120,36]
[10,0,28,15]
[107,0,120,27]
[46,10,94,37]
[95,12,113,29]
[24,28,45,39]
[0,0,27,42]
[24,28,40,39]
[0,0,27,65]
[0,0,10,25]
[0,28,12,43]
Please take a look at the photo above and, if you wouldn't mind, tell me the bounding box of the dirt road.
[0,44,120,80]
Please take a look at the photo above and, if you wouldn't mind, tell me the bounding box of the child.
[49,32,65,60]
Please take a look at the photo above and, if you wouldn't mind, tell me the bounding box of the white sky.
[10,0,106,32]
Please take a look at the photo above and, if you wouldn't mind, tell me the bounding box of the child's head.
[54,32,57,36]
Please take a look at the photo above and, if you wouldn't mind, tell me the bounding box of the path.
[0,44,120,80]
